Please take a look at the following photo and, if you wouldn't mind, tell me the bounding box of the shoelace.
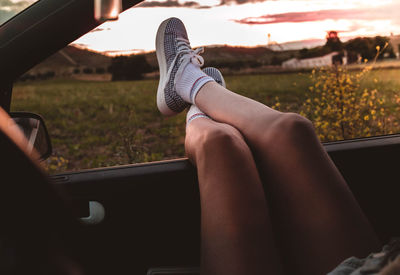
[165,37,205,89]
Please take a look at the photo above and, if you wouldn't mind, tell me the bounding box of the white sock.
[176,62,214,104]
[186,105,210,125]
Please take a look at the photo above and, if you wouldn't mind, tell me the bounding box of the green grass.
[11,69,400,173]
[12,79,186,172]
[225,72,311,105]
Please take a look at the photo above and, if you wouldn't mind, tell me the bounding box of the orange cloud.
[136,0,211,8]
[234,9,369,25]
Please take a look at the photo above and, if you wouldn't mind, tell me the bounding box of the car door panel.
[50,135,400,274]
[53,159,200,274]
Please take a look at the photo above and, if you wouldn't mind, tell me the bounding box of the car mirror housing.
[94,0,122,22]
[10,112,52,161]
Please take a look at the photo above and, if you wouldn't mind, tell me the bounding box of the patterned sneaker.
[203,67,226,88]
[156,17,207,116]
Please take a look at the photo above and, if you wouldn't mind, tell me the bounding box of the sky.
[2,0,400,54]
[0,0,38,25]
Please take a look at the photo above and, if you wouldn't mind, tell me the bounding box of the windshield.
[0,0,39,26]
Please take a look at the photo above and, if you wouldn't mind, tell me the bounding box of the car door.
[1,0,400,274]
[47,136,400,275]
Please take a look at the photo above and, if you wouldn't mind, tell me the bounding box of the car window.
[11,0,400,174]
[0,0,39,26]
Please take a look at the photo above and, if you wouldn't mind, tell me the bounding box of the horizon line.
[73,33,400,57]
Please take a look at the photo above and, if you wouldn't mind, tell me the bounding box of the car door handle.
[80,201,105,225]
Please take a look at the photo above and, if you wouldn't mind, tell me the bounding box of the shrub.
[110,54,152,81]
[273,43,400,142]
[299,66,397,141]
[45,155,69,173]
[19,73,36,81]
[95,67,106,74]
[83,68,93,74]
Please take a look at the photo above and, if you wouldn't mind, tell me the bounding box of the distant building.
[266,33,283,50]
[390,33,400,59]
[282,52,347,69]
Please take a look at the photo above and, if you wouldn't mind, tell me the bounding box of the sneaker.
[203,67,226,88]
[156,17,206,116]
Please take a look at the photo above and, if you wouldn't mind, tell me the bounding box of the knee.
[257,113,315,147]
[273,113,314,135]
[202,125,245,152]
[186,123,246,159]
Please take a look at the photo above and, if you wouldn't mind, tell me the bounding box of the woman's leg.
[185,117,283,275]
[155,16,379,274]
[195,82,381,275]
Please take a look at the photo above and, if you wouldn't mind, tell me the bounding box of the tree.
[299,46,331,59]
[325,31,343,51]
[345,36,395,63]
[374,36,395,59]
[345,37,373,62]
[110,54,152,81]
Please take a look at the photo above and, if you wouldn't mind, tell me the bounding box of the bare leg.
[185,117,283,275]
[195,82,381,275]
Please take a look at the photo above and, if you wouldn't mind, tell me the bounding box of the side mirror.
[94,0,122,22]
[10,112,52,161]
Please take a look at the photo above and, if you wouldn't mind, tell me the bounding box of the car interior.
[1,0,400,274]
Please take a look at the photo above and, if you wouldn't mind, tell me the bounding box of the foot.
[186,105,210,124]
[156,17,213,116]
[202,67,226,88]
[186,67,226,124]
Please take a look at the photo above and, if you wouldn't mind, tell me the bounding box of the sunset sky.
[2,0,400,54]
[74,0,400,54]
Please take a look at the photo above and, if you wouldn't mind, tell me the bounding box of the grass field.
[11,68,400,173]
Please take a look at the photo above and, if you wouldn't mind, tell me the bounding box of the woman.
[155,17,397,275]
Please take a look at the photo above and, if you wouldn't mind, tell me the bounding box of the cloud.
[90,27,111,33]
[136,0,211,9]
[234,1,400,26]
[0,0,31,9]
[136,0,270,9]
[234,9,369,25]
[0,0,34,24]
[0,10,13,24]
[219,0,266,5]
